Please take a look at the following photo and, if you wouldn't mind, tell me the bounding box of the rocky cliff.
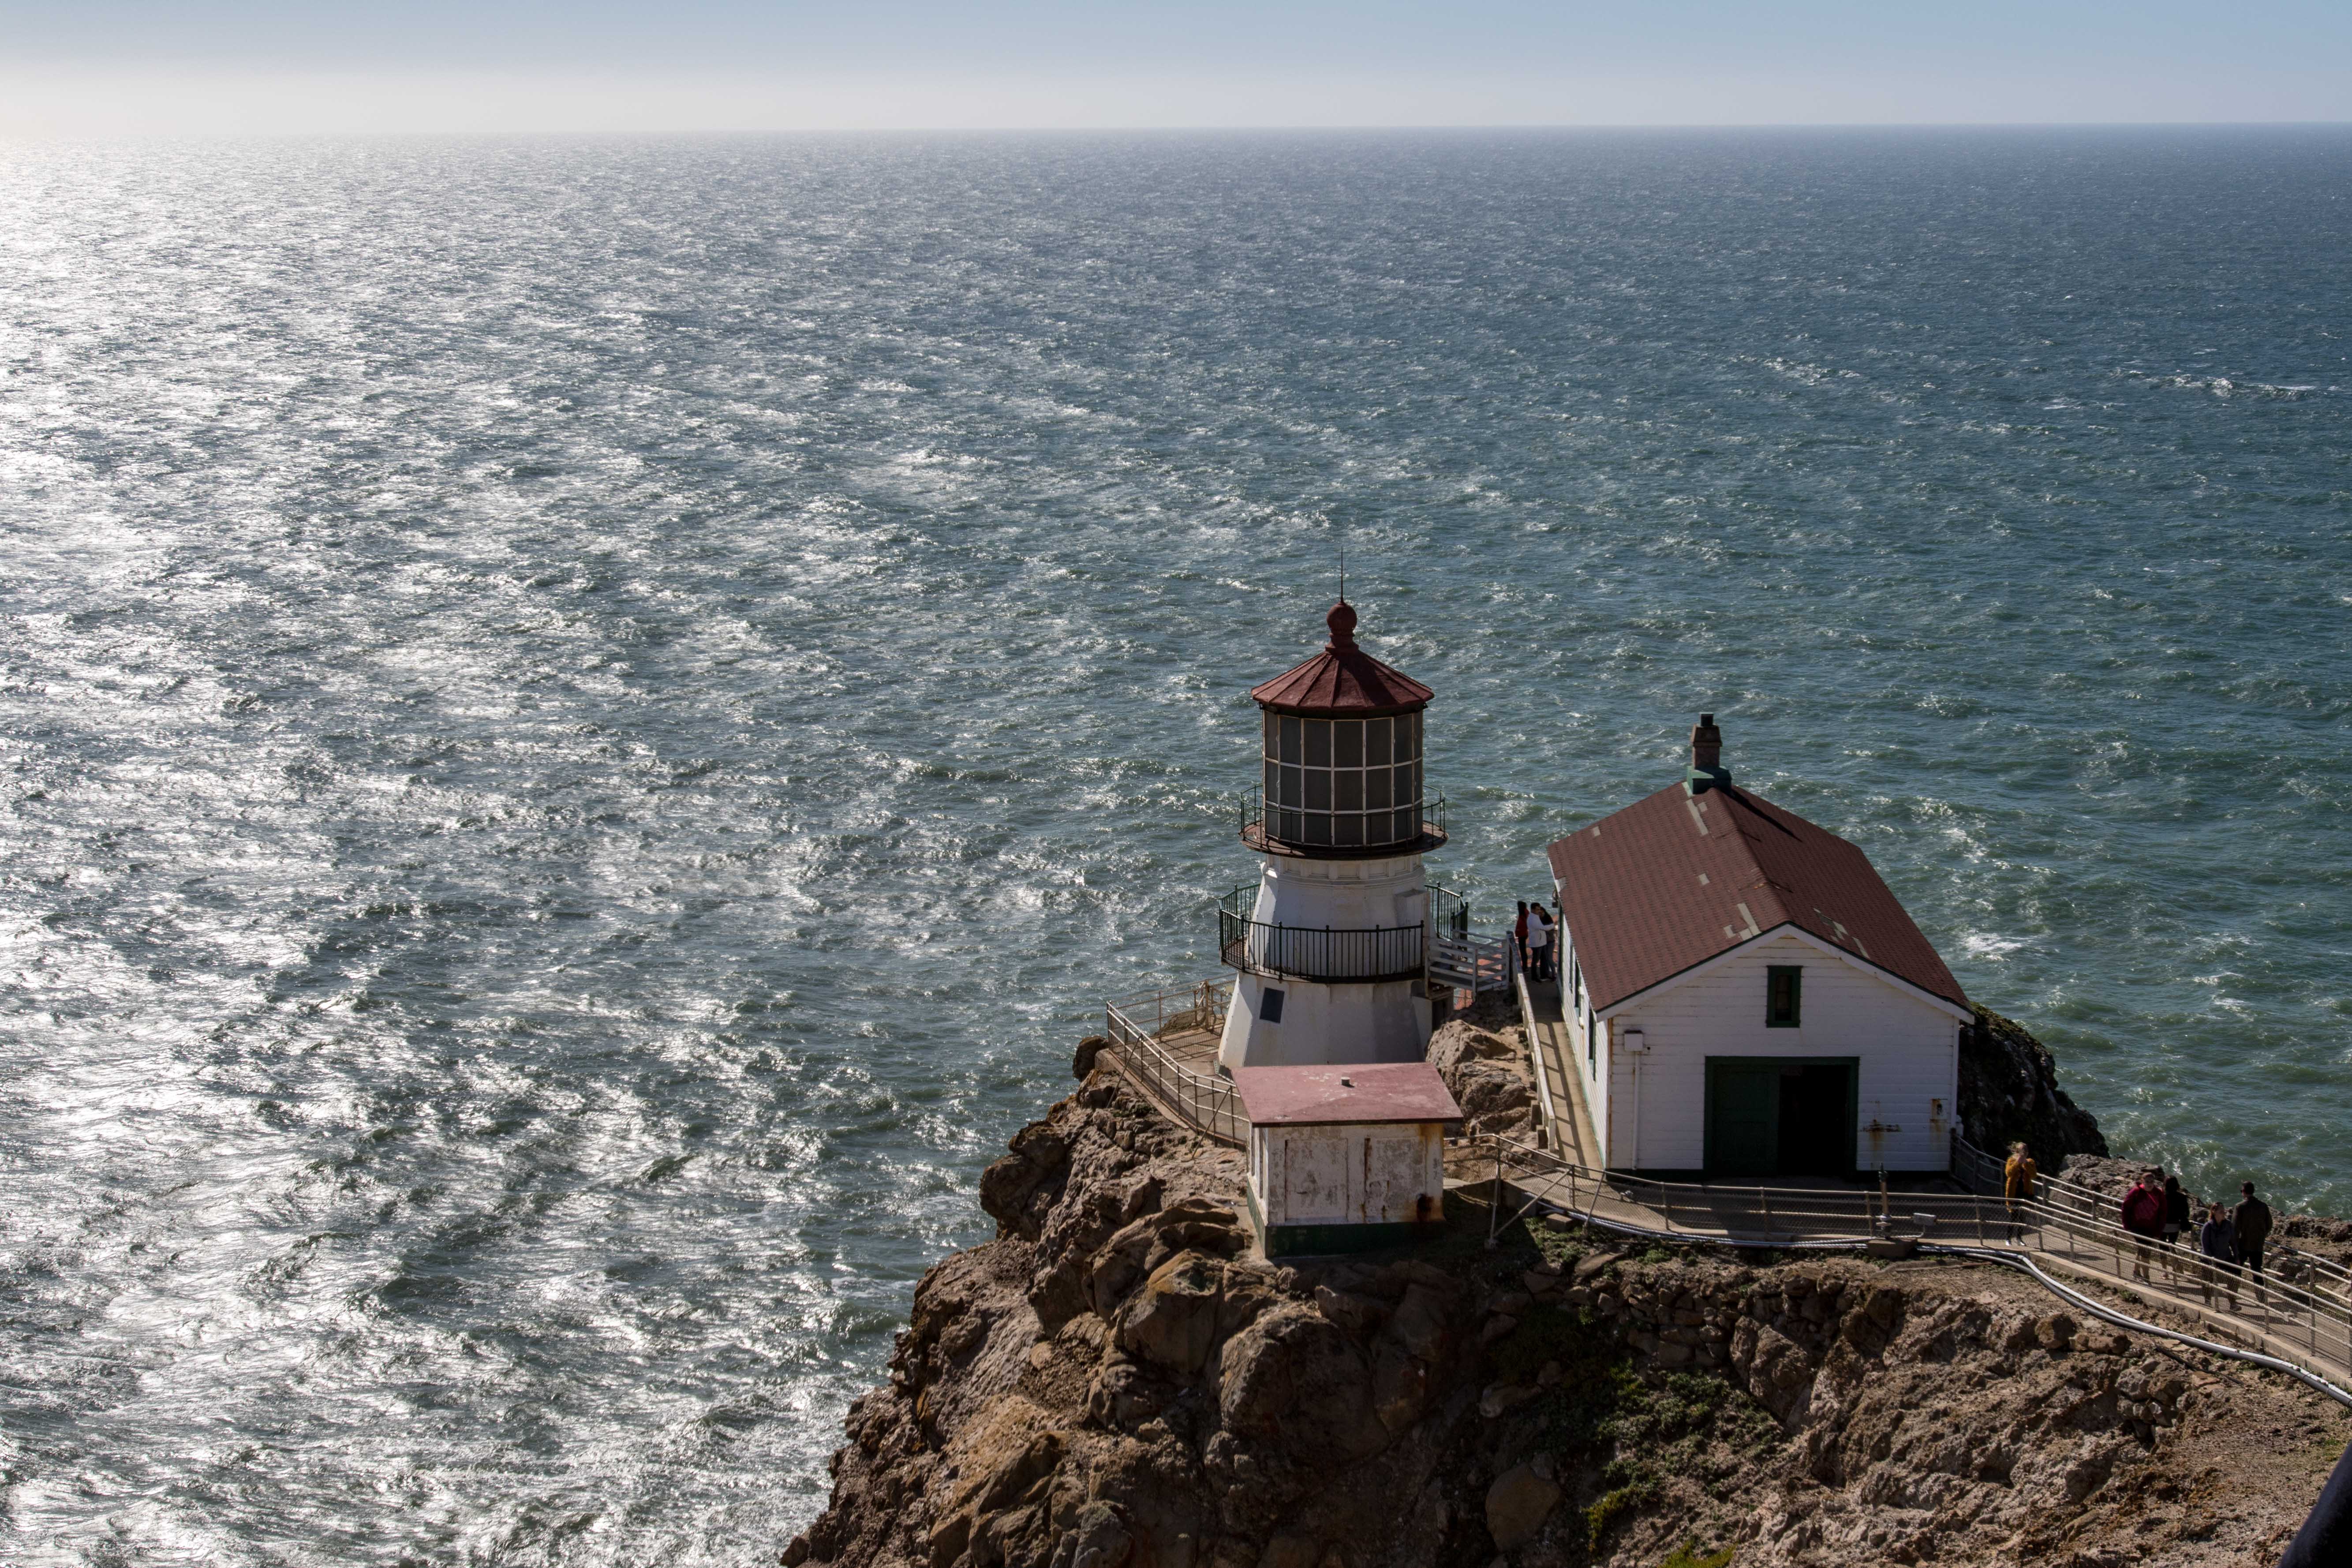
[787,1065,2345,1568]
[1958,1007,2109,1164]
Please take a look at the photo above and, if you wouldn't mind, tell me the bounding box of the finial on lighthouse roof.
[1249,599,1432,717]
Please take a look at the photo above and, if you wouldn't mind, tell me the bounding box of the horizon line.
[7,120,2352,140]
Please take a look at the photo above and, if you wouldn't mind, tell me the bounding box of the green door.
[1704,1060,1780,1176]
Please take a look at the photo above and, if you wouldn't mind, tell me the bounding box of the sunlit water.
[1,129,2348,1564]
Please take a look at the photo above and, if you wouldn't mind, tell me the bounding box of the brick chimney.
[1686,713,1730,794]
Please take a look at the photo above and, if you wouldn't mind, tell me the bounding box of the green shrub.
[1657,1542,1735,1568]
[1585,1474,1660,1551]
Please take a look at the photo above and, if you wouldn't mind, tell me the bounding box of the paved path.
[1103,977,2350,1399]
[1466,1151,2352,1396]
[1515,972,1602,1168]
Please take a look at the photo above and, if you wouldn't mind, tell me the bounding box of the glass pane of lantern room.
[1365,768,1391,810]
[1366,718,1391,766]
[1263,711,1280,759]
[1280,715,1301,765]
[1263,760,1278,802]
[1304,721,1331,769]
[1335,771,1361,812]
[1304,771,1331,812]
[1395,713,1417,764]
[1335,721,1362,769]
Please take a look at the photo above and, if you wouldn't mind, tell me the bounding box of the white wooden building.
[1544,716,1973,1178]
[1230,1062,1458,1257]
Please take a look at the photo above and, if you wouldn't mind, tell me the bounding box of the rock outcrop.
[1958,1007,2109,1163]
[1428,1021,1537,1141]
[789,1065,2345,1568]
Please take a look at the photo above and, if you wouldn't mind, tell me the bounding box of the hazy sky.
[2,0,2347,134]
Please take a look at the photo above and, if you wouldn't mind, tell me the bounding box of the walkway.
[1466,1136,2352,1404]
[1100,973,2352,1405]
[1514,969,1602,1168]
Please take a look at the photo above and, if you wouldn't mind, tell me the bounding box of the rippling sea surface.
[1,129,2348,1563]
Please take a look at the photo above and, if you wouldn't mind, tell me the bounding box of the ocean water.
[1,128,2347,1564]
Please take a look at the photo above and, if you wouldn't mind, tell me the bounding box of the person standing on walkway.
[2198,1201,2240,1313]
[2003,1142,2038,1240]
[1513,902,1530,976]
[2163,1174,2191,1277]
[2235,1181,2274,1299]
[1527,903,1553,982]
[2121,1170,2165,1283]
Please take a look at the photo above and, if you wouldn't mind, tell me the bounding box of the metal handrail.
[1103,978,1245,1146]
[1215,887,1427,984]
[1429,884,1470,941]
[1950,1134,2352,1302]
[1479,1134,2352,1387]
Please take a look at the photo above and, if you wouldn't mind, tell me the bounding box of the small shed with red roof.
[1231,1062,1459,1257]
[1543,717,1973,1179]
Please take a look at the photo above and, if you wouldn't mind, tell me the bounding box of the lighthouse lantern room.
[1217,602,1447,1071]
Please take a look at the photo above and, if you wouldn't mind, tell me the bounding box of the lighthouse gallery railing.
[1217,887,1430,985]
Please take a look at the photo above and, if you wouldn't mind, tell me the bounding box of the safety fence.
[1948,1135,2352,1312]
[1102,978,1245,1146]
[1481,1133,2352,1393]
[1217,893,1428,984]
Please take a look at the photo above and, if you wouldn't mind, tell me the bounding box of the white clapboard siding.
[1558,930,1613,1153]
[1600,929,1960,1171]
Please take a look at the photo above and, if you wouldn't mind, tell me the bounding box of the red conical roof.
[1249,602,1433,717]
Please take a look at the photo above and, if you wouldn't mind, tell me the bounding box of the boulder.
[980,1121,1073,1239]
[1219,1305,1386,1461]
[1119,1252,1226,1373]
[1088,1200,1247,1317]
[1369,1340,1429,1432]
[1484,1462,1560,1550]
[1257,1537,1321,1568]
[1426,1020,1520,1074]
[1056,1501,1133,1568]
[1382,1282,1457,1364]
[1440,1058,1537,1139]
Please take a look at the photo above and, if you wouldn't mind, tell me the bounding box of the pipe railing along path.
[1097,976,2349,1403]
[1103,978,1246,1146]
[1475,1132,2352,1406]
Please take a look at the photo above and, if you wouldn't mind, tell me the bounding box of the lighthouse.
[1217,601,1446,1070]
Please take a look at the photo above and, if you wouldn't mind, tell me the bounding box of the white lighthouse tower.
[1217,601,1447,1070]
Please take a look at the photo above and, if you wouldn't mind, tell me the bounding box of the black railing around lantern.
[1216,885,1444,984]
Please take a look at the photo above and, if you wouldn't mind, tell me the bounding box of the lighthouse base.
[1216,970,1433,1070]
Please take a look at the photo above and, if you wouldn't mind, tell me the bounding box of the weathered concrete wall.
[1251,1123,1444,1227]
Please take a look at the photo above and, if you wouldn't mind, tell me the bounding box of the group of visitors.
[2006,1142,2277,1311]
[1513,900,1554,982]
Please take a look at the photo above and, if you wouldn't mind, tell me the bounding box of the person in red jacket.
[2120,1168,2166,1283]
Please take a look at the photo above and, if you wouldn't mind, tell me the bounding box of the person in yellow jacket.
[2003,1141,2038,1240]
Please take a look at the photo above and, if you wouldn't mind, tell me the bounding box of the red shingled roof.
[1546,783,1967,1014]
[1250,602,1433,717]
[1231,1062,1461,1126]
